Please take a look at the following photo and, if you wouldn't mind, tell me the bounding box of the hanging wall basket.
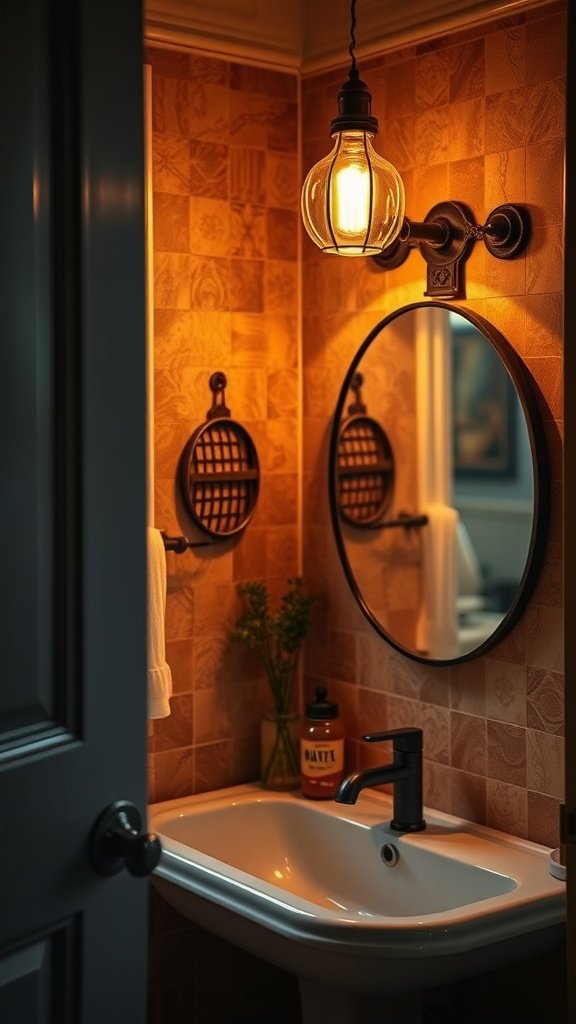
[336,373,395,527]
[179,372,260,539]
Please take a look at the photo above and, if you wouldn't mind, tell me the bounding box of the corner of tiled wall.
[145,45,301,806]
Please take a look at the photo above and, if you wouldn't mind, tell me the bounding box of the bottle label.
[301,738,344,778]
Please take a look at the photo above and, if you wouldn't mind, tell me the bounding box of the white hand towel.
[147,527,172,719]
[416,503,459,661]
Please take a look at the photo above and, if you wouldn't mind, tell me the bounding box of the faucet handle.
[362,728,423,753]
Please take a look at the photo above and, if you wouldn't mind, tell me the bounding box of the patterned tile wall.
[301,3,565,847]
[145,46,300,805]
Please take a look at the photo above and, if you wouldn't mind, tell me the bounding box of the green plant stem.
[262,715,300,787]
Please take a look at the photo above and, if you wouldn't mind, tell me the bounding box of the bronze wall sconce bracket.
[372,201,530,299]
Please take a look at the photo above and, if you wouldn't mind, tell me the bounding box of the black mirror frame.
[328,300,550,666]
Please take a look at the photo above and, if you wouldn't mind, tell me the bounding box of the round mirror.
[329,302,548,665]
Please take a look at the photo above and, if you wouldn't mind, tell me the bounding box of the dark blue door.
[0,2,149,1020]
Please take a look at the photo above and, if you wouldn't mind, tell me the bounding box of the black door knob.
[90,800,162,877]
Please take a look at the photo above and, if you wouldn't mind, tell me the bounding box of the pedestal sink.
[148,784,565,1024]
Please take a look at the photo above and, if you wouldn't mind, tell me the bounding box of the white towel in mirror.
[416,503,459,660]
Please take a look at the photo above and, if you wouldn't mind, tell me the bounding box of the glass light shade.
[301,130,405,256]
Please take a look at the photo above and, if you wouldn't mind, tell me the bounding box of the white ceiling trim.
[145,0,302,69]
[302,0,554,73]
[144,0,553,72]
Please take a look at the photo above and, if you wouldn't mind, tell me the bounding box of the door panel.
[0,924,79,1023]
[0,1,148,1021]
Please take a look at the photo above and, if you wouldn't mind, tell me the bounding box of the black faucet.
[335,728,426,832]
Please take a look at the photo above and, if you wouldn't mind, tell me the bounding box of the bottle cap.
[306,686,339,720]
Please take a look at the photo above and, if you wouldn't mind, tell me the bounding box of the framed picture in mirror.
[451,327,516,478]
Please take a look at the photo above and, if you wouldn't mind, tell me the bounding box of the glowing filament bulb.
[333,164,370,235]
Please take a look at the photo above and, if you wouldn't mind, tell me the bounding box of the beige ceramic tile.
[189,83,229,142]
[230,204,266,259]
[153,193,190,253]
[153,694,194,752]
[190,198,231,258]
[164,587,195,646]
[266,153,300,209]
[527,791,561,847]
[483,297,526,356]
[267,99,298,153]
[267,368,298,419]
[411,163,449,220]
[485,87,527,153]
[262,474,298,526]
[449,38,484,102]
[424,762,453,814]
[165,636,195,688]
[525,354,562,420]
[378,116,415,173]
[415,50,449,111]
[526,79,565,146]
[420,705,451,765]
[527,667,564,736]
[526,141,564,229]
[484,148,525,210]
[192,581,238,637]
[485,659,526,726]
[192,633,230,691]
[230,146,266,204]
[232,527,268,582]
[189,256,230,311]
[154,252,191,309]
[190,140,229,199]
[229,91,268,147]
[526,729,564,798]
[153,310,196,368]
[357,688,390,735]
[451,711,487,774]
[267,208,298,261]
[153,133,191,195]
[525,293,562,357]
[266,525,298,579]
[486,779,527,837]
[189,54,229,87]
[448,157,484,217]
[382,59,416,119]
[154,748,195,801]
[450,770,487,823]
[152,77,189,137]
[415,107,449,167]
[265,315,298,368]
[194,740,236,794]
[525,12,567,86]
[451,660,486,716]
[265,260,298,314]
[485,26,526,95]
[485,251,525,298]
[154,420,194,479]
[486,721,526,787]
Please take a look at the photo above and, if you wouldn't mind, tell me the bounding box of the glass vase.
[260,709,300,791]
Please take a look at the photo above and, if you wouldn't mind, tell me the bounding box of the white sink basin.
[149,784,565,1020]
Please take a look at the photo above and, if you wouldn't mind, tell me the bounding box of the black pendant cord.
[349,0,358,79]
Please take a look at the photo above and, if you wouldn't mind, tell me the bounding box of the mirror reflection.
[329,303,545,664]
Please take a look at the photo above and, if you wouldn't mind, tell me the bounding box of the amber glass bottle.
[300,687,345,799]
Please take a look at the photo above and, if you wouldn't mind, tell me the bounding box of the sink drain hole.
[380,843,399,866]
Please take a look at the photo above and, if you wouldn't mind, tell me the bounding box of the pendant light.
[301,0,405,257]
[301,0,531,298]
